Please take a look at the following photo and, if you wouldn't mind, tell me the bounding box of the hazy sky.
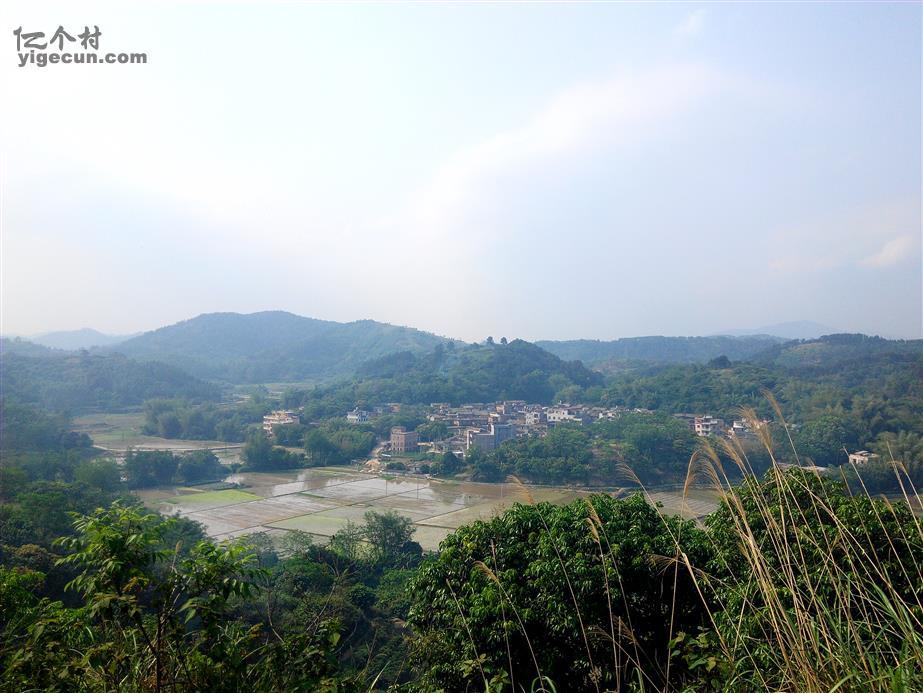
[2,2,920,341]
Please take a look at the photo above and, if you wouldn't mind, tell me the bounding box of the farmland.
[139,467,721,550]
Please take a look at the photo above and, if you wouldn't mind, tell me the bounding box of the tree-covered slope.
[0,348,220,412]
[112,311,454,382]
[752,333,923,370]
[537,334,781,368]
[287,339,604,413]
[0,337,59,358]
[601,334,923,436]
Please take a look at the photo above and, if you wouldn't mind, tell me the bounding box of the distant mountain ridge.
[536,335,782,368]
[110,311,456,383]
[32,328,134,350]
[713,321,835,340]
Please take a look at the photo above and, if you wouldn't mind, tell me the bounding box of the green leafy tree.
[872,430,923,470]
[47,503,319,691]
[242,430,273,467]
[408,495,713,690]
[794,414,860,467]
[417,421,449,442]
[243,431,303,470]
[328,520,365,565]
[124,450,179,488]
[304,428,340,466]
[362,510,417,566]
[440,451,461,476]
[74,458,121,492]
[177,450,224,483]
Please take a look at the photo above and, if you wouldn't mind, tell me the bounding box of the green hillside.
[601,334,923,436]
[286,339,604,414]
[753,333,923,370]
[537,334,781,368]
[0,346,220,412]
[112,311,454,383]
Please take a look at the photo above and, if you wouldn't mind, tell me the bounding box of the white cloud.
[348,63,731,339]
[768,198,921,274]
[676,9,706,37]
[861,234,918,268]
[406,63,724,233]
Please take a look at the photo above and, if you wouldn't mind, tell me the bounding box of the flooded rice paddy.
[138,468,721,551]
[78,412,721,550]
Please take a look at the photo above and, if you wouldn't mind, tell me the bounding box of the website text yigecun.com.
[18,50,147,67]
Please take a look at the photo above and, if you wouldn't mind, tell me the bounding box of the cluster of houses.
[671,414,766,439]
[419,401,627,455]
[268,404,880,470]
[267,403,774,459]
[341,402,777,458]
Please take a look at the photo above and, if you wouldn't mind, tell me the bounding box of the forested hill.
[0,343,221,412]
[536,334,782,368]
[32,327,131,350]
[0,336,59,357]
[751,333,923,370]
[286,339,604,412]
[600,334,923,442]
[111,311,454,383]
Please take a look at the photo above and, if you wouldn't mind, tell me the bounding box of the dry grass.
[458,397,922,691]
[677,400,923,692]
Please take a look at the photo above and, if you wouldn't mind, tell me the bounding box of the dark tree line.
[0,349,220,412]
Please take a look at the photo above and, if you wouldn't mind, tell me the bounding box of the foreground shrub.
[408,407,923,692]
[407,494,714,691]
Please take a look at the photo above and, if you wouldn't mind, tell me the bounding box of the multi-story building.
[694,416,726,437]
[390,426,420,454]
[346,408,370,424]
[263,410,300,435]
[525,410,547,426]
[451,408,492,429]
[547,406,587,425]
[465,423,516,452]
[493,423,515,446]
[465,428,495,452]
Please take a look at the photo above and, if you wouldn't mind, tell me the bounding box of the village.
[257,401,884,477]
[347,402,763,456]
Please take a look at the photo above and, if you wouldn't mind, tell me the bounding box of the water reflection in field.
[144,467,718,551]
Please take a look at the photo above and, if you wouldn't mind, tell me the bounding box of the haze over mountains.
[30,328,136,351]
[0,344,219,411]
[535,335,782,369]
[109,312,453,383]
[99,311,806,382]
[2,310,921,415]
[3,310,911,393]
[712,321,836,340]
